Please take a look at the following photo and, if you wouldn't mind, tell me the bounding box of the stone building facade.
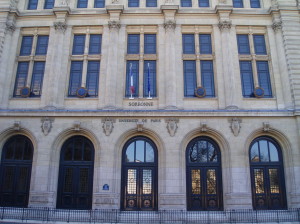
[0,0,300,211]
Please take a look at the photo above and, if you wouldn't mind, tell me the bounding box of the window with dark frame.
[27,0,38,10]
[77,0,88,8]
[44,0,55,9]
[233,0,243,8]
[146,0,157,7]
[198,0,209,7]
[250,0,260,8]
[94,0,105,8]
[128,0,139,7]
[181,0,192,7]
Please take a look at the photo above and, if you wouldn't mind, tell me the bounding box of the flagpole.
[147,63,152,99]
[129,63,134,99]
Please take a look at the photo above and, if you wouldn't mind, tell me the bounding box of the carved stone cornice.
[272,21,282,32]
[218,20,232,31]
[108,20,121,30]
[164,20,176,31]
[54,21,67,32]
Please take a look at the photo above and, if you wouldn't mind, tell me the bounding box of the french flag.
[129,63,134,98]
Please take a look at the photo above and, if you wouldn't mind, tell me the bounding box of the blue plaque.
[195,86,206,98]
[254,87,264,98]
[76,87,88,98]
[103,184,109,191]
[20,87,30,97]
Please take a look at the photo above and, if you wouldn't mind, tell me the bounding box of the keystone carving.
[73,121,81,131]
[54,22,67,32]
[229,118,241,137]
[108,20,121,30]
[41,117,54,136]
[165,118,179,137]
[10,0,19,8]
[218,20,232,31]
[164,20,176,31]
[218,0,227,4]
[60,0,69,6]
[137,121,144,132]
[102,118,115,136]
[200,122,207,132]
[263,122,270,132]
[13,121,21,131]
[112,0,119,3]
[271,0,278,6]
[165,0,174,5]
[272,21,282,32]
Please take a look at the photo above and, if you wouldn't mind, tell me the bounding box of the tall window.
[126,32,157,98]
[0,135,34,207]
[14,34,49,97]
[181,0,192,7]
[233,0,243,8]
[44,0,55,9]
[183,33,215,97]
[249,137,287,210]
[94,0,105,7]
[198,0,209,7]
[27,0,38,9]
[68,32,101,97]
[237,33,272,98]
[128,0,139,7]
[146,0,157,7]
[250,0,260,8]
[77,0,88,8]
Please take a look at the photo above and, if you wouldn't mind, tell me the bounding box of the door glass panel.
[74,142,82,161]
[79,168,89,193]
[198,141,208,162]
[126,143,135,162]
[189,144,198,162]
[269,169,279,193]
[254,169,264,193]
[64,147,72,161]
[207,169,216,194]
[136,141,144,162]
[83,145,92,161]
[145,143,154,162]
[269,143,279,162]
[259,140,269,162]
[251,142,259,162]
[142,169,152,194]
[191,169,201,194]
[23,143,32,160]
[3,167,14,191]
[127,169,137,194]
[15,142,23,160]
[17,167,29,191]
[63,168,73,193]
[208,143,217,162]
[5,145,14,159]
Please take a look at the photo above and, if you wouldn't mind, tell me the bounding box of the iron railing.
[0,207,300,223]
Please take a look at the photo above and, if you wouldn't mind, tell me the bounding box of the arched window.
[249,137,287,210]
[57,136,94,210]
[121,136,158,211]
[0,135,33,207]
[186,137,223,211]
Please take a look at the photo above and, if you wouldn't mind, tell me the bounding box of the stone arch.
[180,127,231,209]
[48,127,100,207]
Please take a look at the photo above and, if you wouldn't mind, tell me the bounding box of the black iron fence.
[1,207,300,223]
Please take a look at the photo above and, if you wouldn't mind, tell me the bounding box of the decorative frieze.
[165,118,179,137]
[102,118,116,136]
[108,20,121,30]
[229,118,241,137]
[272,21,282,32]
[218,20,232,31]
[164,20,176,31]
[54,21,67,33]
[41,117,54,136]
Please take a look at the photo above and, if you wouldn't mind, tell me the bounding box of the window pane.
[250,142,259,162]
[94,0,105,8]
[189,143,198,163]
[86,61,100,97]
[44,0,55,9]
[142,169,152,194]
[181,0,192,7]
[77,0,88,8]
[17,167,29,191]
[253,35,267,55]
[250,0,260,8]
[135,140,144,162]
[233,0,243,8]
[207,169,216,194]
[127,169,137,194]
[3,167,14,191]
[198,0,209,7]
[27,0,38,9]
[192,170,201,194]
[14,62,29,97]
[184,61,196,97]
[15,140,23,160]
[199,34,212,54]
[257,61,272,97]
[144,61,156,98]
[207,142,217,162]
[64,147,73,161]
[183,34,195,54]
[144,34,156,54]
[269,169,279,193]
[79,168,89,193]
[145,142,154,162]
[146,0,157,7]
[128,0,139,7]
[237,34,250,54]
[30,61,45,97]
[259,140,269,162]
[198,141,208,162]
[74,138,83,161]
[89,34,102,54]
[68,61,83,96]
[83,143,92,161]
[240,61,254,97]
[35,36,49,55]
[254,169,264,193]
[20,36,33,56]
[201,61,215,97]
[125,61,139,97]
[269,142,279,162]
[126,143,135,162]
[5,143,14,160]
[63,168,73,192]
[127,34,140,54]
[72,35,86,55]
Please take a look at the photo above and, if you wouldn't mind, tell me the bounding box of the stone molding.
[102,118,115,136]
[164,20,176,31]
[54,21,67,32]
[218,20,232,31]
[272,21,282,32]
[108,20,121,30]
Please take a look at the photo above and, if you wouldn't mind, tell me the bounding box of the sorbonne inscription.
[128,102,154,106]
[118,119,161,123]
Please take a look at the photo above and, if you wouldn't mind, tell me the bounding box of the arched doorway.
[186,136,223,210]
[0,135,33,207]
[56,136,94,210]
[249,136,287,210]
[121,136,158,211]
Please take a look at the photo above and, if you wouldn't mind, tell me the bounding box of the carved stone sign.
[165,118,179,137]
[102,118,115,136]
[229,118,241,137]
[41,117,54,136]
